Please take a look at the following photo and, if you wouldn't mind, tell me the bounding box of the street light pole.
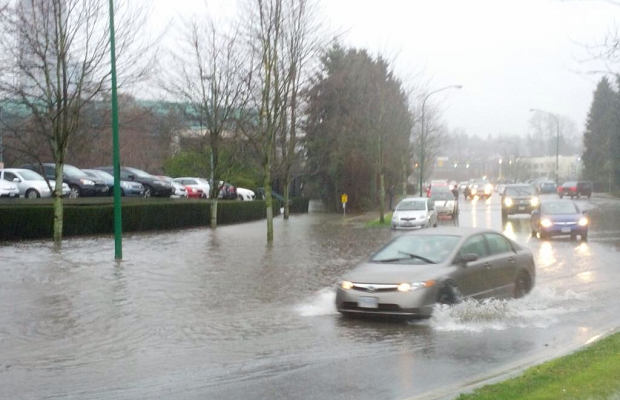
[108,0,123,260]
[530,108,560,185]
[418,85,463,196]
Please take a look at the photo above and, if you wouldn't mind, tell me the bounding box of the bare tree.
[164,15,252,228]
[0,0,153,243]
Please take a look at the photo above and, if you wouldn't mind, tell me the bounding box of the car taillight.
[570,187,576,191]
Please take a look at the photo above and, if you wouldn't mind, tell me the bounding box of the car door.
[454,234,491,298]
[2,172,22,194]
[483,233,518,297]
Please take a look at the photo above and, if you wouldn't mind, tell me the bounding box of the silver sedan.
[335,227,536,318]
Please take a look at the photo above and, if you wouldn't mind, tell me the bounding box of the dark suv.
[558,181,592,199]
[21,163,108,198]
[501,184,539,219]
[96,166,173,198]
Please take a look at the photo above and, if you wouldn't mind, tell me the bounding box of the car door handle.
[484,262,492,269]
[508,257,516,264]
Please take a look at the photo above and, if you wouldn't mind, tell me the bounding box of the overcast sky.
[149,0,618,138]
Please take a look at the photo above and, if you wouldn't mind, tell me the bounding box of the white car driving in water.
[391,197,438,230]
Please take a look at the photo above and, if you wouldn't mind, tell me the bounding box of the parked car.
[82,169,145,197]
[157,176,188,199]
[0,168,52,198]
[430,190,458,219]
[535,179,557,194]
[391,197,438,230]
[501,184,539,219]
[236,187,256,201]
[0,177,20,198]
[96,166,173,198]
[335,227,536,317]
[558,181,592,199]
[173,177,210,199]
[531,201,588,241]
[217,181,237,200]
[21,163,108,198]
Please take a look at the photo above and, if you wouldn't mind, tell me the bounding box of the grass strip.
[365,212,393,228]
[456,331,620,400]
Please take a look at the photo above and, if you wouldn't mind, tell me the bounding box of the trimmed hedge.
[290,197,310,213]
[0,199,281,241]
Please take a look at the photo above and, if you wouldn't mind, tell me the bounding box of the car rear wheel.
[514,272,532,298]
[26,189,40,199]
[437,283,463,305]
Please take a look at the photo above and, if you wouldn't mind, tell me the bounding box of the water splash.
[431,287,588,332]
[295,288,338,317]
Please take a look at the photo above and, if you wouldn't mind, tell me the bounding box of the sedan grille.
[352,283,399,293]
[342,302,402,312]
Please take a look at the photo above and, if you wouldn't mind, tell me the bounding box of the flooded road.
[1,195,620,399]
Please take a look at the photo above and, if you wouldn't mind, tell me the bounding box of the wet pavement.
[1,195,620,399]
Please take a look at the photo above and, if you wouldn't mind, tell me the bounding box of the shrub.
[0,199,278,241]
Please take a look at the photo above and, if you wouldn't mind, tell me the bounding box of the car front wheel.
[514,272,532,298]
[26,189,40,199]
[143,186,152,198]
[69,185,80,198]
[437,283,463,305]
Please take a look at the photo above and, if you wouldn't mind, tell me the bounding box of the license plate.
[358,296,379,309]
[561,227,571,233]
[404,222,413,227]
[518,206,525,211]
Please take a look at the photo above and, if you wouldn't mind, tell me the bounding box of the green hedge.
[0,199,281,241]
[290,197,310,213]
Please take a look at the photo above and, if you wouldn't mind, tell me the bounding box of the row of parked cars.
[0,163,255,201]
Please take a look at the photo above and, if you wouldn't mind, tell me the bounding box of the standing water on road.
[2,196,620,400]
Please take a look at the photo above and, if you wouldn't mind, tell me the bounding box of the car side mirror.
[13,178,21,183]
[459,253,478,266]
[128,174,135,180]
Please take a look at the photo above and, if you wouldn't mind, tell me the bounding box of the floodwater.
[1,195,620,400]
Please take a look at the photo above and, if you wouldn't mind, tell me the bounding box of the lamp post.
[108,0,123,260]
[418,85,463,196]
[530,108,560,185]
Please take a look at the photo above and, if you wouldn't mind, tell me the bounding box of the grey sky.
[149,0,618,138]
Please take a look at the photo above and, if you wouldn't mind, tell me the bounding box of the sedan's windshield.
[542,202,579,215]
[505,186,535,196]
[431,192,454,201]
[17,170,44,181]
[63,165,89,178]
[371,235,460,264]
[563,181,577,187]
[126,167,152,178]
[396,200,426,211]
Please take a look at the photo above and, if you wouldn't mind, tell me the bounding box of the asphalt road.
[1,194,619,400]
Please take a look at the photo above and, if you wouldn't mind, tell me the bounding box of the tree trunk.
[379,172,385,223]
[264,167,274,241]
[53,161,64,244]
[210,199,218,229]
[283,171,290,220]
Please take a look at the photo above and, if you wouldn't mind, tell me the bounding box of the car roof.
[401,227,497,237]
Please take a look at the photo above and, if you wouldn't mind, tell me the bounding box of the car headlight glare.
[80,179,95,186]
[398,281,436,292]
[531,197,539,206]
[341,281,353,290]
[504,198,513,207]
[578,217,588,226]
[485,184,493,194]
[541,219,553,228]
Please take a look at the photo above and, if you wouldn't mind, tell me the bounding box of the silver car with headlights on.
[335,227,536,318]
[391,197,438,230]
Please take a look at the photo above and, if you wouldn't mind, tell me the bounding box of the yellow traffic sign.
[341,194,348,204]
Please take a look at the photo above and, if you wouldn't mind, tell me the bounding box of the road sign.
[341,194,348,204]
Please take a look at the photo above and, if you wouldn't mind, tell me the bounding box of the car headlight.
[531,197,539,206]
[80,179,95,186]
[485,184,493,194]
[578,217,588,226]
[504,198,513,207]
[398,281,436,292]
[341,281,353,290]
[541,219,553,228]
[392,215,399,221]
